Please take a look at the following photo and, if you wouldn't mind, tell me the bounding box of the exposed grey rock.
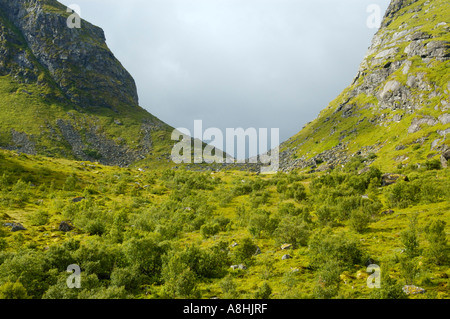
[381,173,408,186]
[282,254,292,260]
[408,116,438,134]
[431,139,441,150]
[71,196,85,203]
[395,155,409,162]
[230,264,247,270]
[441,150,450,168]
[437,128,450,137]
[402,285,426,295]
[4,129,36,155]
[438,113,450,125]
[58,221,73,232]
[379,80,402,101]
[11,223,26,232]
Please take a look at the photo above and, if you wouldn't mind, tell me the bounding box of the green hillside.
[0,148,448,299]
[0,0,175,167]
[280,0,450,173]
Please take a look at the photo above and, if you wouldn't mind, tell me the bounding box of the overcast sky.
[59,0,390,158]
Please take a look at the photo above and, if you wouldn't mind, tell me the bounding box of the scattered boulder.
[282,254,292,260]
[230,264,247,270]
[402,285,426,295]
[72,197,85,203]
[381,209,395,215]
[381,173,408,186]
[11,223,26,232]
[365,258,376,267]
[58,221,74,232]
[441,150,450,168]
[408,116,438,134]
[281,244,292,250]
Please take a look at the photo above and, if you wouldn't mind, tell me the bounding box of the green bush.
[0,281,29,299]
[0,250,50,298]
[387,180,420,208]
[85,219,107,236]
[423,219,449,265]
[248,209,279,238]
[349,208,371,233]
[308,229,363,270]
[399,256,419,285]
[313,260,341,299]
[124,237,167,283]
[234,237,258,265]
[253,282,272,299]
[200,222,220,238]
[283,182,307,202]
[424,159,442,170]
[110,266,144,292]
[275,216,310,247]
[400,214,420,258]
[178,243,229,279]
[162,254,200,299]
[371,263,407,299]
[315,206,337,227]
[220,275,239,299]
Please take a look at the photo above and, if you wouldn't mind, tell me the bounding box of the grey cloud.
[59,0,390,157]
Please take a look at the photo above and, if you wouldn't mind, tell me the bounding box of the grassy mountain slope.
[0,0,174,167]
[280,0,450,173]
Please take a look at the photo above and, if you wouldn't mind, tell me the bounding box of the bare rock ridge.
[279,0,450,172]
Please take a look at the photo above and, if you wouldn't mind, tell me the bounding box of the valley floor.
[0,149,448,299]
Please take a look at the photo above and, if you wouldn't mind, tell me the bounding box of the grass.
[0,148,448,299]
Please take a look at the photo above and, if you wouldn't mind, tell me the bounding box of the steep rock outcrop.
[0,0,173,167]
[0,0,138,110]
[280,0,450,172]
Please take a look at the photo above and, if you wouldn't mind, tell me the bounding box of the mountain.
[279,0,450,173]
[0,0,174,167]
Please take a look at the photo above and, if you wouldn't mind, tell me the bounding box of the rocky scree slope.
[279,0,450,172]
[0,0,173,167]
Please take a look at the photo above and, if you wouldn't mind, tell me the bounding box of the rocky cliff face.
[280,0,450,172]
[0,0,138,110]
[0,0,173,167]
